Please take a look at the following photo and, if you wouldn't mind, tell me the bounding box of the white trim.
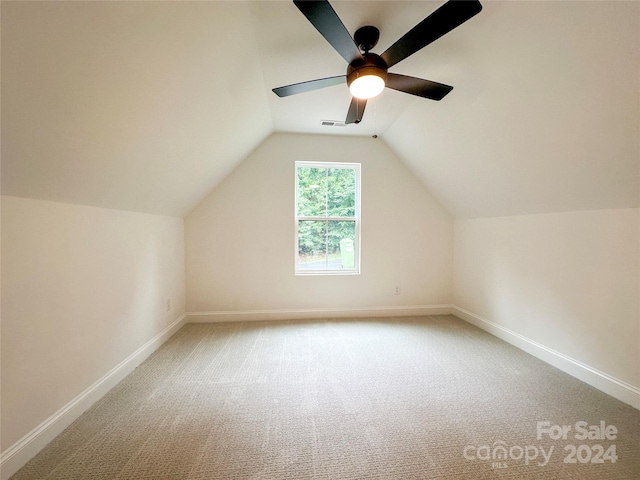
[451,306,640,410]
[294,161,361,275]
[186,305,453,323]
[297,216,357,221]
[0,313,188,480]
[7,306,637,479]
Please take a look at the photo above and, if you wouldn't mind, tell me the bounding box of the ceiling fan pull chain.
[373,98,378,138]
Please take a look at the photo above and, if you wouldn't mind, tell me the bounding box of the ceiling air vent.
[321,120,346,127]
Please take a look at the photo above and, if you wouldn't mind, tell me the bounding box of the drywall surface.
[2,1,272,217]
[1,196,185,450]
[454,208,640,389]
[186,133,453,313]
[385,1,639,219]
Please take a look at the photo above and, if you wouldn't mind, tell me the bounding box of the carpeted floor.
[10,315,640,479]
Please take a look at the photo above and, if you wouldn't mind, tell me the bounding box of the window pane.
[295,162,359,275]
[327,168,356,217]
[298,220,329,270]
[328,221,356,269]
[297,167,327,217]
[297,220,356,270]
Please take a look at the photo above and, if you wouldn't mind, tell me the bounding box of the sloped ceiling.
[383,1,640,218]
[1,1,273,217]
[2,1,638,218]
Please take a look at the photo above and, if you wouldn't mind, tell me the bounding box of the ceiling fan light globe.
[349,75,385,99]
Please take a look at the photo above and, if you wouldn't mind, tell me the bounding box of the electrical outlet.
[166,298,171,312]
[394,285,401,295]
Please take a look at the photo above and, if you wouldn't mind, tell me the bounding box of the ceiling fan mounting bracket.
[354,25,380,53]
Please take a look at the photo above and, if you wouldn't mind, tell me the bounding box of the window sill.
[295,269,360,276]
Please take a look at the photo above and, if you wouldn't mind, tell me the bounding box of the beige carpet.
[10,315,640,479]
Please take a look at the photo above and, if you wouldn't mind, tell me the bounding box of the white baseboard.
[0,313,188,480]
[7,306,636,479]
[452,306,640,410]
[186,305,453,323]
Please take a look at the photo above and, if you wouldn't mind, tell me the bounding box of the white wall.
[453,209,640,393]
[185,133,453,314]
[1,196,186,452]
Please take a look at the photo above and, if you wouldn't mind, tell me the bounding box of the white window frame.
[295,161,361,276]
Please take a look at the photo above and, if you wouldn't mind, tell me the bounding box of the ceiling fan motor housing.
[346,53,388,88]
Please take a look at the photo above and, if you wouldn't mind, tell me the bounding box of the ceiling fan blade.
[386,73,453,100]
[345,97,367,124]
[293,0,363,64]
[273,75,346,97]
[381,0,482,68]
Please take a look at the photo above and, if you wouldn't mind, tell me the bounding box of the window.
[295,162,361,275]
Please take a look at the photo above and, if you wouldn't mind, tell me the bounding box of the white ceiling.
[2,1,638,218]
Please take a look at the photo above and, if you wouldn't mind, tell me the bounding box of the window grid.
[294,162,361,275]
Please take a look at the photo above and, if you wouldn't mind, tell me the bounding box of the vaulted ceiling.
[2,1,638,218]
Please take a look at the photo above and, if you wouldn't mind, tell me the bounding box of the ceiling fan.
[273,0,482,124]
